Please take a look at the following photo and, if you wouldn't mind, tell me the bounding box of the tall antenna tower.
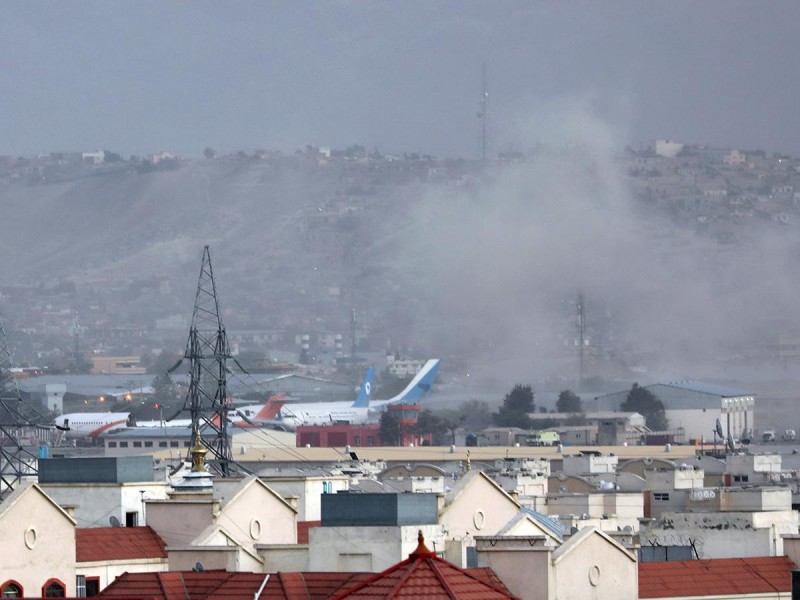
[0,315,51,498]
[179,246,235,477]
[576,291,586,385]
[350,307,357,364]
[477,63,489,161]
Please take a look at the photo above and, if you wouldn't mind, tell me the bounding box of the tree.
[379,410,401,446]
[203,147,216,159]
[620,383,668,431]
[458,399,492,432]
[414,409,455,445]
[492,384,534,429]
[556,390,582,413]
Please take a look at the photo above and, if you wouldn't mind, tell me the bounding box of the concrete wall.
[0,485,76,597]
[553,531,637,600]
[562,455,618,475]
[217,481,297,546]
[440,476,520,540]
[261,476,348,521]
[77,558,168,592]
[42,481,169,528]
[308,524,444,572]
[258,545,309,572]
[476,539,552,600]
[146,499,215,546]
[643,510,797,558]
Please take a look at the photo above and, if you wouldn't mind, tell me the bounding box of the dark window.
[85,578,100,598]
[653,492,670,501]
[159,441,168,448]
[170,441,179,448]
[1,582,22,598]
[144,441,153,448]
[125,511,138,527]
[367,436,374,446]
[108,442,117,448]
[133,441,142,448]
[43,580,66,597]
[183,441,191,447]
[119,442,129,448]
[354,436,361,446]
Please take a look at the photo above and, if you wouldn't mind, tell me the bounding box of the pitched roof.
[328,532,516,599]
[100,571,372,600]
[639,556,793,598]
[77,526,167,562]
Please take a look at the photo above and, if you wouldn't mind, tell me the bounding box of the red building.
[296,404,431,448]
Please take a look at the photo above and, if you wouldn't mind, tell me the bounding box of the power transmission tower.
[0,315,52,498]
[179,246,236,477]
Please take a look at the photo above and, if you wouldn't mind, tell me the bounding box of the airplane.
[53,412,131,439]
[231,367,375,431]
[243,359,440,431]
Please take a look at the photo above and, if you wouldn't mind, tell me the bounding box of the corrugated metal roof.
[76,526,167,563]
[653,382,753,398]
[639,556,793,598]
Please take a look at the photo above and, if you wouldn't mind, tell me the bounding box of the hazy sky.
[2,2,799,158]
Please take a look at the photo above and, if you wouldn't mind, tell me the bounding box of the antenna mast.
[576,291,586,385]
[181,246,235,477]
[350,307,357,364]
[478,63,489,161]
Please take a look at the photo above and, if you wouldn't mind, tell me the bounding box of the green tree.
[379,410,401,446]
[492,384,534,429]
[556,390,582,413]
[620,383,668,431]
[414,409,455,445]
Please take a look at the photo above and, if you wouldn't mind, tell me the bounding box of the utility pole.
[477,63,489,161]
[577,291,586,386]
[350,307,357,365]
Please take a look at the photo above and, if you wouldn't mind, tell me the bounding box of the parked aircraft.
[53,412,130,439]
[243,359,440,431]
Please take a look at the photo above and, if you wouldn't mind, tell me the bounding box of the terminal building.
[591,382,754,443]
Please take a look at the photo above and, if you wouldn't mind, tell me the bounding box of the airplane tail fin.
[255,395,287,420]
[388,359,440,405]
[352,368,375,408]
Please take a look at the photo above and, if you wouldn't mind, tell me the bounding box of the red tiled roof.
[639,556,794,598]
[328,532,516,599]
[76,526,167,563]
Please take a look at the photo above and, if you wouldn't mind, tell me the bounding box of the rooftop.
[77,526,167,562]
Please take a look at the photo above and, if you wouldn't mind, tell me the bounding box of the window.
[159,441,168,448]
[733,474,749,483]
[125,511,138,527]
[367,436,374,446]
[144,441,153,448]
[183,441,191,447]
[85,578,99,598]
[170,441,179,448]
[133,441,142,448]
[653,492,670,501]
[119,442,129,448]
[1,581,23,598]
[354,436,361,446]
[76,575,86,597]
[108,442,117,448]
[43,579,66,597]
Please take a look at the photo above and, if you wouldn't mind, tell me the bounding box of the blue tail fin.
[390,359,440,405]
[352,367,375,408]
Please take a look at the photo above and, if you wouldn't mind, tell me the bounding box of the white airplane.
[54,412,130,439]
[241,359,440,431]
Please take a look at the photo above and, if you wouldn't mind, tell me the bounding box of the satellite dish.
[715,419,724,438]
[193,562,204,572]
[623,525,633,532]
[109,516,121,527]
[727,433,736,451]
[570,526,579,535]
[643,457,654,466]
